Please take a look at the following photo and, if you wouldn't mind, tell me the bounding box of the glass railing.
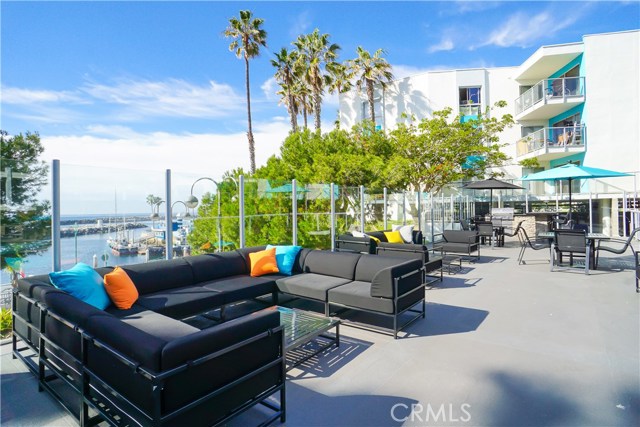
[516,125,586,157]
[59,164,166,271]
[515,76,585,115]
[1,157,51,286]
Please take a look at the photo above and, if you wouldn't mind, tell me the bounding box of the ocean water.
[1,224,155,285]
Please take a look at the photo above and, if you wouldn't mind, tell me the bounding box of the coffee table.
[277,306,340,371]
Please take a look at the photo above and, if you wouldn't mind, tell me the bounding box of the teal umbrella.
[521,164,630,215]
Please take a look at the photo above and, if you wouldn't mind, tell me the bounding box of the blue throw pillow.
[49,263,111,310]
[266,245,302,276]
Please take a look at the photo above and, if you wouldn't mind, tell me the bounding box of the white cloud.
[478,10,580,48]
[453,1,502,14]
[391,64,449,80]
[82,78,243,119]
[40,120,291,213]
[289,11,311,38]
[428,37,455,53]
[1,86,86,105]
[261,77,280,102]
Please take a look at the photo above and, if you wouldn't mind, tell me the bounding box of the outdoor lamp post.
[187,177,238,252]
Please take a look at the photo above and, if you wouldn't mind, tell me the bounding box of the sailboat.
[107,190,139,256]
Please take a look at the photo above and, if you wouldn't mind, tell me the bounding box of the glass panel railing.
[59,164,165,271]
[516,125,586,157]
[515,77,585,115]
[297,183,333,250]
[335,186,361,236]
[364,190,385,232]
[242,179,293,247]
[1,157,51,286]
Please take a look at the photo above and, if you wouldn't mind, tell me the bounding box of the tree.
[327,62,353,129]
[224,10,267,174]
[348,47,394,125]
[271,48,299,132]
[387,102,514,195]
[0,130,50,272]
[290,78,313,130]
[294,29,340,134]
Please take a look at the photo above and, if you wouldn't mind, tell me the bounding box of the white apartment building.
[339,30,640,235]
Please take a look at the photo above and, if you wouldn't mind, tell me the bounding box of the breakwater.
[60,222,147,238]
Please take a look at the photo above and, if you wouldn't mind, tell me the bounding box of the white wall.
[582,30,640,192]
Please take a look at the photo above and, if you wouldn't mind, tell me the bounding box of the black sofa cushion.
[276,273,352,301]
[201,275,279,304]
[122,258,194,295]
[302,250,360,279]
[183,252,248,283]
[136,285,225,319]
[328,281,394,314]
[105,304,198,341]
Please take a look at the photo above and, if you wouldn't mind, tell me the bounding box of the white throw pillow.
[398,225,414,243]
[351,230,367,238]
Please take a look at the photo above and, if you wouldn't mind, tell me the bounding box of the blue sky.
[2,1,639,200]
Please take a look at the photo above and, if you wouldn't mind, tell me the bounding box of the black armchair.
[517,229,550,265]
[553,229,591,274]
[595,227,639,270]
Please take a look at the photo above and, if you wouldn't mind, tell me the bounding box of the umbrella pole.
[490,189,493,220]
[568,178,573,219]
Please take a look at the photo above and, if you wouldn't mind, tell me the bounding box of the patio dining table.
[537,231,610,270]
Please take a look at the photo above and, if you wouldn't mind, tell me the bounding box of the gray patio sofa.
[432,230,480,261]
[13,247,425,427]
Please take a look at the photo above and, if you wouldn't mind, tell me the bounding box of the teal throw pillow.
[49,263,111,310]
[266,245,302,276]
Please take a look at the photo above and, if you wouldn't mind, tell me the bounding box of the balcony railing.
[515,76,585,116]
[516,125,586,157]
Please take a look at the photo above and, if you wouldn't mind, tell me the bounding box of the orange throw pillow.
[103,267,139,309]
[249,248,280,277]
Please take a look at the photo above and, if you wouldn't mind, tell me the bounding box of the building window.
[361,97,383,129]
[459,87,481,119]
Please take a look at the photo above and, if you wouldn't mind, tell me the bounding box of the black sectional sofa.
[13,247,425,427]
[335,230,443,283]
[432,230,480,261]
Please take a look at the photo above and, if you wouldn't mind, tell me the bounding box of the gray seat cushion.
[302,250,361,279]
[105,304,198,341]
[328,281,394,314]
[276,273,352,302]
[136,285,225,319]
[201,275,278,304]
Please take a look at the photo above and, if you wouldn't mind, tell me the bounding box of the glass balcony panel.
[296,182,333,250]
[515,77,585,115]
[58,164,165,271]
[516,125,586,157]
[1,157,51,285]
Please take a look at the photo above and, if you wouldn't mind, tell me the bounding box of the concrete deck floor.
[2,240,639,426]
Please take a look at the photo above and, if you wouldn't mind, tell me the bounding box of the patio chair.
[517,228,550,265]
[553,229,591,274]
[635,251,639,293]
[476,222,496,247]
[595,227,639,270]
[502,221,525,241]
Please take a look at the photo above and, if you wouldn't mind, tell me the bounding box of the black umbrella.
[463,178,523,219]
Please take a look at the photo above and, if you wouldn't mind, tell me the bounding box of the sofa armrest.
[370,259,423,299]
[376,243,429,263]
[335,234,376,254]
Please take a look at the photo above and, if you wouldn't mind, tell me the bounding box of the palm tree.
[271,48,298,132]
[294,29,340,133]
[224,10,267,174]
[290,78,313,130]
[348,46,394,125]
[327,62,353,129]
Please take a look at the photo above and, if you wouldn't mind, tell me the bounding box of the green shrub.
[0,308,12,339]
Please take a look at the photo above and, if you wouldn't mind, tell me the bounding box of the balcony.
[516,125,586,161]
[514,77,585,120]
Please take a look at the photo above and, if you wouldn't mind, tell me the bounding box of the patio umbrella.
[463,178,523,218]
[520,164,630,215]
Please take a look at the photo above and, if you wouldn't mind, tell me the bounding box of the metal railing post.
[165,169,172,260]
[52,160,61,272]
[403,191,407,225]
[589,192,593,232]
[417,191,422,231]
[330,183,336,251]
[292,179,298,246]
[239,175,245,248]
[383,187,388,230]
[623,191,628,237]
[360,185,365,232]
